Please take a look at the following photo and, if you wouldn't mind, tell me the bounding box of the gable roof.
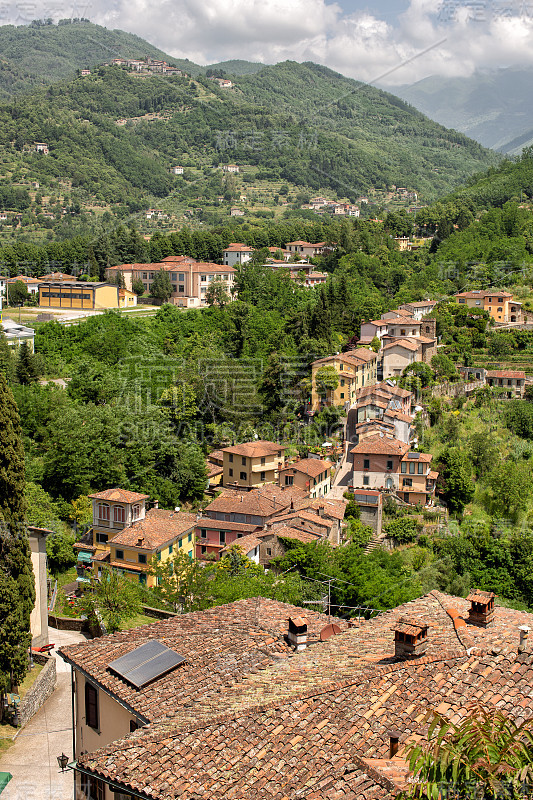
[88,488,149,503]
[382,338,421,352]
[223,440,285,458]
[109,509,197,550]
[351,436,410,456]
[486,370,526,379]
[280,457,333,478]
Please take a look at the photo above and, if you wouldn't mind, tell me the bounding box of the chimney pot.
[152,499,159,509]
[519,625,530,652]
[388,730,401,759]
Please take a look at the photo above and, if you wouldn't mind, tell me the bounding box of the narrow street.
[0,627,87,800]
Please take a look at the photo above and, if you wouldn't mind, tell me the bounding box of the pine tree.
[0,372,35,693]
[15,341,39,385]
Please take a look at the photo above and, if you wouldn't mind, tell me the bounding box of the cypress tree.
[0,371,35,692]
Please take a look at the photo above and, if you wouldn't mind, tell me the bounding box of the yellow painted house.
[311,348,378,411]
[38,281,137,310]
[87,488,196,586]
[222,440,285,488]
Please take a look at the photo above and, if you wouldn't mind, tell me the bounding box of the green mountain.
[205,60,267,76]
[0,60,499,243]
[395,68,533,154]
[0,20,200,98]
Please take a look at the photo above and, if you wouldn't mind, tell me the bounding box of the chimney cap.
[387,729,402,740]
[518,625,530,633]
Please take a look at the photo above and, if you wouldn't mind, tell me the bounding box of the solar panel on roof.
[408,452,420,459]
[108,640,185,688]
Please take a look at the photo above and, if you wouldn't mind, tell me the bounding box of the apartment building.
[278,457,333,498]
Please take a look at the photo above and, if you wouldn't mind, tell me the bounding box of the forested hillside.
[0,61,499,245]
[0,20,196,98]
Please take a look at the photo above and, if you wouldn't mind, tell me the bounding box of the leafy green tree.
[150,269,173,302]
[77,566,141,633]
[402,705,533,800]
[436,447,475,516]
[315,365,339,401]
[487,462,531,520]
[0,373,35,693]
[15,341,40,385]
[469,431,500,478]
[132,277,146,296]
[430,352,457,380]
[205,278,230,307]
[25,481,62,528]
[46,531,77,575]
[8,281,29,306]
[347,518,373,548]
[0,330,13,381]
[369,335,381,353]
[67,360,119,405]
[384,517,419,543]
[159,383,198,428]
[150,550,214,612]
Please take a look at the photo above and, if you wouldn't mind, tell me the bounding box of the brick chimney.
[466,590,495,628]
[393,617,428,660]
[288,616,308,651]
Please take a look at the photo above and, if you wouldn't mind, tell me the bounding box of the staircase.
[364,532,384,555]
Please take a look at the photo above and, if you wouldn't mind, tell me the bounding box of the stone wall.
[17,653,56,728]
[48,613,101,637]
[142,605,178,619]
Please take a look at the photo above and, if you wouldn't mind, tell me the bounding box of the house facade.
[222,440,285,487]
[351,436,436,505]
[278,457,333,498]
[106,257,236,307]
[311,349,378,411]
[285,240,327,257]
[222,243,254,266]
[485,370,526,397]
[8,275,42,295]
[454,290,523,323]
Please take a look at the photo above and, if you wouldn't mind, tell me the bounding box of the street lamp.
[57,753,69,772]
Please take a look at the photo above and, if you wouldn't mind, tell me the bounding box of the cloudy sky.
[15,0,533,84]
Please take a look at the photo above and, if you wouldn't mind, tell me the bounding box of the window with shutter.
[85,682,99,730]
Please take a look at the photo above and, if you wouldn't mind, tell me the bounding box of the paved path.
[329,441,352,500]
[0,627,87,800]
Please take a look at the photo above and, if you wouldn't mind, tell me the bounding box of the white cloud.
[6,0,533,83]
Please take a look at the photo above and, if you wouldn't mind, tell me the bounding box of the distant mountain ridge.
[395,68,533,154]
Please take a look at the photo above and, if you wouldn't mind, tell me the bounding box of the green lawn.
[120,613,160,630]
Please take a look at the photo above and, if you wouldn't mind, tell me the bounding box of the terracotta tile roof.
[208,449,224,462]
[271,509,333,530]
[357,383,412,400]
[401,452,432,463]
[383,410,413,423]
[281,458,333,478]
[351,436,410,456]
[223,532,264,554]
[206,461,223,478]
[455,290,512,299]
[402,301,436,308]
[74,591,533,800]
[265,524,323,544]
[344,347,378,362]
[382,338,421,352]
[109,509,197,550]
[196,517,260,533]
[109,560,144,572]
[386,317,422,325]
[224,243,255,252]
[292,497,347,521]
[59,598,339,724]
[205,490,288,519]
[223,440,285,458]
[486,370,526,379]
[88,488,149,503]
[428,471,439,480]
[417,336,437,344]
[9,274,42,284]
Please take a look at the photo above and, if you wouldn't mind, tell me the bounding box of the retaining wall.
[17,653,56,728]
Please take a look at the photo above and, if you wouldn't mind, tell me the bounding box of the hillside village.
[3,24,533,800]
